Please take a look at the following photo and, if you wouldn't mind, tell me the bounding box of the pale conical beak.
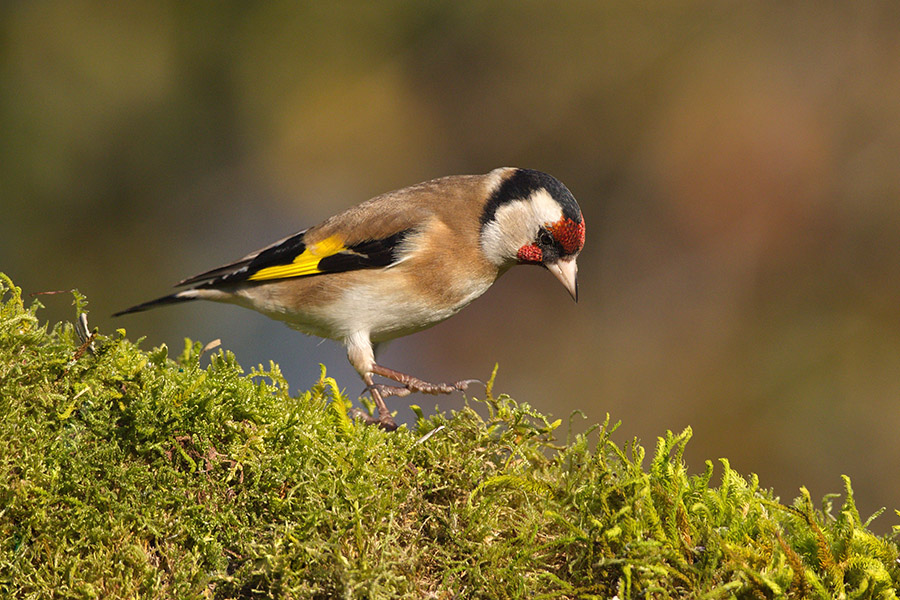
[547,257,579,302]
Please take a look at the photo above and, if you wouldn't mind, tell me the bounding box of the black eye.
[538,230,553,246]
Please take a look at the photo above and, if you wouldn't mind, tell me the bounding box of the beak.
[547,257,579,302]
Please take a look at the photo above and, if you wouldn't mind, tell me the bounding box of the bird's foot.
[349,407,398,431]
[352,365,483,430]
[369,365,482,398]
[366,379,477,399]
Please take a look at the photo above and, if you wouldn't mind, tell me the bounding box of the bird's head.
[480,168,585,301]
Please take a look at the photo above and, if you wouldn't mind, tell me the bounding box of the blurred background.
[3,2,899,531]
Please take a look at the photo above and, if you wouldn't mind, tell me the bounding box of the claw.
[454,378,484,390]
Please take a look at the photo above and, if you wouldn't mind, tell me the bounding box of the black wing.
[176,228,413,288]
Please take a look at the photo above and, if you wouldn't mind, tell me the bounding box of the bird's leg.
[345,334,398,431]
[350,372,398,431]
[369,364,480,399]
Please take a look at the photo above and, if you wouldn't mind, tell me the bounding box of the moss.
[0,272,897,599]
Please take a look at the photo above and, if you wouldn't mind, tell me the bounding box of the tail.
[112,291,200,317]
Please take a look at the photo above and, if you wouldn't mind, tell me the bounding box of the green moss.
[0,272,897,599]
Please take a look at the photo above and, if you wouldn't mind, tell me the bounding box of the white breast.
[320,272,494,343]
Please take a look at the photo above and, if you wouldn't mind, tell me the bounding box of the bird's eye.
[538,230,553,246]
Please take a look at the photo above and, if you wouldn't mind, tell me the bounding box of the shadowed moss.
[0,273,898,599]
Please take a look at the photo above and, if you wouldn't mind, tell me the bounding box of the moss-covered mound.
[0,273,897,599]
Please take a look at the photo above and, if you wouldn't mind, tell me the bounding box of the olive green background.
[3,3,899,531]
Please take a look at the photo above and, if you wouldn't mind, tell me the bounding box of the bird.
[115,167,585,430]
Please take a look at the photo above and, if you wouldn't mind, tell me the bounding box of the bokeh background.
[3,3,899,532]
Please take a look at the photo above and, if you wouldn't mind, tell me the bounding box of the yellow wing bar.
[248,235,346,281]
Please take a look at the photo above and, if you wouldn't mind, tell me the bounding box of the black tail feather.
[112,293,195,317]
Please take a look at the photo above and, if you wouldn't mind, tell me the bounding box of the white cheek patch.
[480,189,564,267]
[481,202,530,266]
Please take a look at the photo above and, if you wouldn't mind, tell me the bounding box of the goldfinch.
[116,167,585,430]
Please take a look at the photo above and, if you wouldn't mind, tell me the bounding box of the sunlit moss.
[0,273,897,599]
